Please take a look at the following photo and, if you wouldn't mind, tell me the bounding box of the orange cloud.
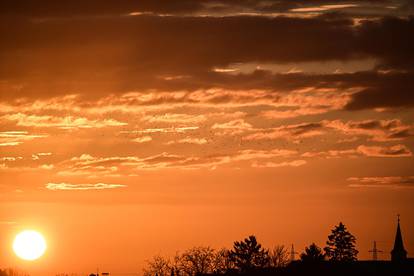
[212,119,254,135]
[356,144,412,157]
[325,119,414,141]
[166,137,208,145]
[132,136,153,143]
[244,122,324,141]
[0,131,48,146]
[251,160,307,168]
[142,113,206,124]
[2,113,127,129]
[347,176,414,188]
[121,126,199,134]
[46,182,126,191]
[302,144,412,158]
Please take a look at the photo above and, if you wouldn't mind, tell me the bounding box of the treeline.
[143,222,358,276]
[0,268,30,276]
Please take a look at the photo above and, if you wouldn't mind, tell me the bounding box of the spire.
[391,215,407,262]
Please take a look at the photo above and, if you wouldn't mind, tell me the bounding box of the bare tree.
[143,255,172,276]
[211,248,234,274]
[175,246,215,276]
[269,245,290,268]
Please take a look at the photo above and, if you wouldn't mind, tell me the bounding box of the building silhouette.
[391,215,408,262]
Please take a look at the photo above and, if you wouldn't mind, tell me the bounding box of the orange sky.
[1,1,414,275]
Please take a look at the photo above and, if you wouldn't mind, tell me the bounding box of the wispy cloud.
[212,119,254,135]
[325,119,414,142]
[244,122,324,141]
[132,136,153,143]
[348,176,414,188]
[46,182,127,191]
[290,4,358,13]
[166,137,208,145]
[142,113,206,124]
[356,144,412,157]
[252,160,307,168]
[302,144,412,158]
[0,131,47,146]
[121,126,199,134]
[2,113,127,129]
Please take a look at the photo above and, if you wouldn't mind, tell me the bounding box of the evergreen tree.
[300,243,325,262]
[229,235,270,272]
[324,222,358,261]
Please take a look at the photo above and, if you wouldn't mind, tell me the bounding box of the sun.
[13,230,47,261]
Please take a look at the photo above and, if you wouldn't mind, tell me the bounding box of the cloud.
[325,119,414,141]
[290,4,358,13]
[2,14,413,101]
[0,131,47,146]
[212,119,254,135]
[2,113,127,129]
[121,126,199,134]
[0,0,403,18]
[166,137,208,145]
[232,149,298,161]
[302,149,359,159]
[46,182,127,191]
[302,144,412,158]
[32,152,52,160]
[356,144,412,157]
[0,87,353,115]
[244,122,324,141]
[142,113,206,124]
[132,136,152,143]
[251,160,307,168]
[347,176,414,188]
[345,76,414,110]
[1,156,23,161]
[56,147,301,176]
[0,163,55,172]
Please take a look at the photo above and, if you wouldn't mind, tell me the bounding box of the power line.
[368,241,383,261]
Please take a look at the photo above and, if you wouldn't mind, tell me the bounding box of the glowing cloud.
[46,183,127,191]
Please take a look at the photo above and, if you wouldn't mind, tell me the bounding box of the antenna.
[368,241,383,261]
[290,244,298,262]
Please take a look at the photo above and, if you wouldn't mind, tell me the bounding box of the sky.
[0,0,414,275]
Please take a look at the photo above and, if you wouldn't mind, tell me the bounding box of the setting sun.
[13,230,47,261]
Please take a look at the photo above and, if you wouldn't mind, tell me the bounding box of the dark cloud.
[0,0,398,17]
[0,4,413,110]
[345,73,414,109]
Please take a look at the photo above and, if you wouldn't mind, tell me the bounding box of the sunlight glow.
[13,230,47,261]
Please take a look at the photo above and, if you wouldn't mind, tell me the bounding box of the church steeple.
[391,215,407,262]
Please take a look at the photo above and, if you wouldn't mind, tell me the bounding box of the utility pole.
[369,241,383,261]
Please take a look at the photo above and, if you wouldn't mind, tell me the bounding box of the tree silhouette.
[269,245,290,268]
[176,246,215,276]
[300,243,325,262]
[212,248,234,274]
[143,255,172,276]
[229,235,270,272]
[324,222,358,261]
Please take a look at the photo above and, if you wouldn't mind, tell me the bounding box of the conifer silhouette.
[229,235,270,272]
[300,243,325,262]
[324,222,358,261]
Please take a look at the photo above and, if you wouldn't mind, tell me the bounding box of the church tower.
[391,215,407,262]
